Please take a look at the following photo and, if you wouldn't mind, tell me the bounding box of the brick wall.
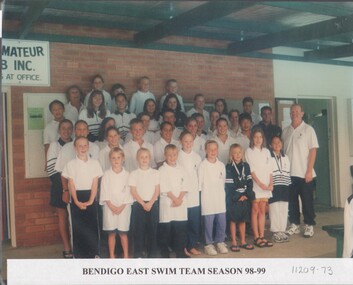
[10,41,274,246]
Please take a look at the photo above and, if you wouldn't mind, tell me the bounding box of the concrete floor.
[0,207,344,282]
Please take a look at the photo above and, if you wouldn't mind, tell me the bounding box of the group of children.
[44,75,292,258]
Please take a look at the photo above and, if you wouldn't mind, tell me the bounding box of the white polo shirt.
[282,121,319,178]
[54,141,99,172]
[129,90,156,115]
[43,120,60,145]
[245,147,273,199]
[124,140,156,172]
[100,168,132,231]
[129,167,159,201]
[178,150,202,208]
[159,162,188,223]
[234,133,250,151]
[98,144,124,171]
[213,135,237,165]
[193,135,206,159]
[62,156,103,190]
[153,138,179,166]
[198,158,226,216]
[64,102,85,125]
[109,111,136,142]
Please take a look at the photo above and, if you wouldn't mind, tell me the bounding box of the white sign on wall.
[2,39,50,86]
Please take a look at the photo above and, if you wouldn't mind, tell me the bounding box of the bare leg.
[238,222,246,245]
[258,201,266,238]
[57,208,71,252]
[230,221,237,246]
[108,233,116,258]
[251,201,259,239]
[119,233,129,258]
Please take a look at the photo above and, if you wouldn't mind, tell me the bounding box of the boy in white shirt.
[153,122,179,168]
[159,144,189,258]
[124,118,156,172]
[199,140,228,256]
[129,148,160,258]
[129,76,156,115]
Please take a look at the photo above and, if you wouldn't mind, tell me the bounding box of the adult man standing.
[242,96,261,125]
[255,106,282,147]
[282,104,319,238]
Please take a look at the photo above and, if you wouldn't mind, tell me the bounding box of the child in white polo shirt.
[159,144,189,258]
[199,140,228,256]
[129,148,160,258]
[245,127,273,248]
[61,136,103,258]
[178,131,202,256]
[100,147,132,258]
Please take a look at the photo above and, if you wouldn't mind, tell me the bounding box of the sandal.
[230,245,240,252]
[63,250,73,258]
[260,237,273,247]
[240,243,254,250]
[254,237,266,248]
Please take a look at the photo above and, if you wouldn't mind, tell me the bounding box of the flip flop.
[230,245,240,252]
[254,237,266,248]
[240,243,254,250]
[260,237,273,247]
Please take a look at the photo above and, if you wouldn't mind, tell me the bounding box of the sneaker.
[216,242,229,254]
[204,244,218,256]
[286,223,300,235]
[280,232,289,242]
[303,224,314,238]
[272,232,283,243]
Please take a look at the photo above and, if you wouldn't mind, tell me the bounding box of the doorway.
[276,98,335,207]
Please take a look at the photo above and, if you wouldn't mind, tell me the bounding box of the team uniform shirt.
[124,140,156,172]
[193,135,206,159]
[172,128,182,141]
[99,168,133,232]
[178,150,202,208]
[234,133,250,151]
[159,93,185,112]
[198,158,226,216]
[186,108,210,131]
[47,139,67,177]
[245,147,273,199]
[109,111,136,142]
[153,138,179,166]
[148,118,160,133]
[78,109,111,140]
[84,89,112,113]
[159,162,188,223]
[129,90,156,115]
[54,141,100,172]
[64,102,85,125]
[98,144,124,171]
[213,135,237,165]
[43,120,60,145]
[343,194,353,258]
[269,151,291,204]
[62,156,103,190]
[229,127,242,139]
[128,167,160,201]
[282,121,319,178]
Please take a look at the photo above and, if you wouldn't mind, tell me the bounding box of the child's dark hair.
[179,130,192,141]
[162,93,182,114]
[91,74,104,84]
[261,105,272,115]
[74,119,88,130]
[97,117,116,141]
[160,121,173,131]
[215,98,228,115]
[66,85,84,102]
[242,96,254,106]
[49,100,64,112]
[87,90,107,119]
[143,98,159,120]
[105,126,120,139]
[129,118,143,127]
[239,112,252,124]
[59,118,73,130]
[111,83,125,94]
[216,117,228,127]
[191,112,204,120]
